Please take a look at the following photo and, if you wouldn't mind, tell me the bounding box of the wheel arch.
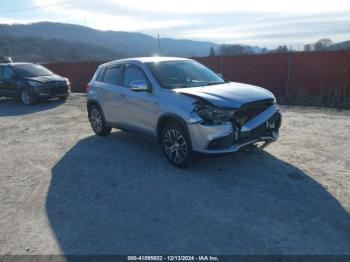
[87,99,106,120]
[156,113,191,146]
[87,99,102,112]
[87,99,112,135]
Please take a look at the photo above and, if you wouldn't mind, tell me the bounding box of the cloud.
[153,11,350,46]
[106,0,350,14]
[2,0,350,47]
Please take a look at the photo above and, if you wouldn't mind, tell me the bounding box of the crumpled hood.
[24,74,65,84]
[174,82,275,108]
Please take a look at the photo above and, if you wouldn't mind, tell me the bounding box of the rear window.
[101,66,121,85]
[0,66,15,78]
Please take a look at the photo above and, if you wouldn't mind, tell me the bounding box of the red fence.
[45,50,350,108]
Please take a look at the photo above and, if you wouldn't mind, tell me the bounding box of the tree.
[270,45,289,53]
[209,46,216,56]
[313,38,333,51]
[304,44,313,52]
[303,38,333,52]
[219,44,253,55]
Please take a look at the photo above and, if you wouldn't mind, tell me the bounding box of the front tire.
[88,104,111,136]
[59,95,68,101]
[20,89,37,105]
[161,123,193,168]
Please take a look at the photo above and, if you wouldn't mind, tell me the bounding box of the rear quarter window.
[95,69,104,82]
[100,66,122,85]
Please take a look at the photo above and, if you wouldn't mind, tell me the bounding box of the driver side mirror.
[129,80,149,92]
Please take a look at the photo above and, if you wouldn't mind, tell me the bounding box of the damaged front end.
[187,98,282,154]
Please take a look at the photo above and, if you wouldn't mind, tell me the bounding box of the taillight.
[85,84,90,93]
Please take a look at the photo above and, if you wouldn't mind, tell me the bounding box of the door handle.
[120,94,126,98]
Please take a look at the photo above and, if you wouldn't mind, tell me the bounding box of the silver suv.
[87,57,281,167]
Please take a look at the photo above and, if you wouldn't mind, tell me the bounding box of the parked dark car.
[0,63,70,105]
[0,56,12,63]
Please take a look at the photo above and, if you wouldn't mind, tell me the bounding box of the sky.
[0,0,350,48]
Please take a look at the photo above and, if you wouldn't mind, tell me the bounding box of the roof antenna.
[157,34,162,56]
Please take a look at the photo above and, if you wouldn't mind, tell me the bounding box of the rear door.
[97,65,125,124]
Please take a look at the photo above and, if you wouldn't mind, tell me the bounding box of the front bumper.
[187,104,281,154]
[34,84,70,99]
[37,92,69,99]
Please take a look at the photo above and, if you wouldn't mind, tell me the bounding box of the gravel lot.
[0,93,350,255]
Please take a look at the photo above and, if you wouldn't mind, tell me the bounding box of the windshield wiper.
[167,81,225,89]
[206,81,226,86]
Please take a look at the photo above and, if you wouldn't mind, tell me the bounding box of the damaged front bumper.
[187,104,281,154]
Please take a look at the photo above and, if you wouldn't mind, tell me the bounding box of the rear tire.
[161,123,192,168]
[20,89,37,105]
[88,104,111,136]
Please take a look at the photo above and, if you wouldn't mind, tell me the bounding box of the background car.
[0,56,12,63]
[0,62,70,105]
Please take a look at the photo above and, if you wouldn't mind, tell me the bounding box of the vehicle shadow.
[0,97,65,117]
[46,131,350,255]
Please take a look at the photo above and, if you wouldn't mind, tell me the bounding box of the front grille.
[50,86,68,95]
[232,99,275,127]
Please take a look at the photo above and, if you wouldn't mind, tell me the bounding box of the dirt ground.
[0,94,350,255]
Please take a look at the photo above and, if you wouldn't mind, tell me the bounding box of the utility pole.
[285,50,292,104]
[6,40,12,58]
[220,55,224,77]
[157,34,162,56]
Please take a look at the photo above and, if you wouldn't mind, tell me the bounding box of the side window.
[3,67,15,79]
[101,66,121,85]
[0,66,4,77]
[96,69,104,82]
[123,66,148,88]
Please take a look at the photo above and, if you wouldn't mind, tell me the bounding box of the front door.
[118,64,159,137]
[0,67,18,97]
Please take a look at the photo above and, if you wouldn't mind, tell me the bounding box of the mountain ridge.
[0,34,120,63]
[0,22,220,57]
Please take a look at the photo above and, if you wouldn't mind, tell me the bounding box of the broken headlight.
[194,104,236,124]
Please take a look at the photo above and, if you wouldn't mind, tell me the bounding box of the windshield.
[12,64,53,77]
[147,60,225,88]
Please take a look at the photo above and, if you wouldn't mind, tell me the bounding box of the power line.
[0,0,83,15]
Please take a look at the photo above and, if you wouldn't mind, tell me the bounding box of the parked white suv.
[87,57,281,167]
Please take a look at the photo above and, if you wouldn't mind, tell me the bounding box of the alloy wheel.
[163,129,188,164]
[21,90,31,105]
[90,107,103,133]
